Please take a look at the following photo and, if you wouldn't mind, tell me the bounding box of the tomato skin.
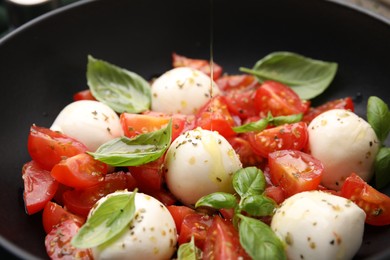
[63,171,136,217]
[264,185,286,204]
[216,74,258,92]
[42,201,85,234]
[73,89,96,101]
[120,113,170,138]
[22,161,59,215]
[45,219,92,260]
[195,96,236,138]
[172,52,223,80]
[167,205,196,233]
[268,150,324,197]
[51,153,107,189]
[178,213,213,250]
[303,97,354,123]
[27,125,88,171]
[203,215,250,260]
[224,87,258,120]
[248,122,309,158]
[227,136,265,168]
[128,156,164,191]
[254,81,309,116]
[341,173,390,226]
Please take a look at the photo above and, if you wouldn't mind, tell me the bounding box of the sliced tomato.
[128,156,164,191]
[73,89,96,101]
[63,171,136,217]
[172,52,223,80]
[51,153,107,189]
[22,161,59,215]
[195,95,236,138]
[254,81,309,117]
[268,150,324,197]
[227,136,265,168]
[302,97,354,123]
[203,215,250,260]
[264,185,286,205]
[27,125,88,171]
[224,87,258,120]
[120,113,170,138]
[341,173,390,226]
[216,74,258,92]
[167,205,196,233]
[247,122,309,158]
[45,219,92,260]
[178,213,213,250]
[42,201,85,234]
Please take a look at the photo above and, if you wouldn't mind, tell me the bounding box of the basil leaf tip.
[87,55,151,114]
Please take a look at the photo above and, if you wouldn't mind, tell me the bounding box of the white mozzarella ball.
[91,191,177,260]
[164,128,242,206]
[271,191,366,260]
[308,109,379,190]
[50,100,123,152]
[151,67,220,115]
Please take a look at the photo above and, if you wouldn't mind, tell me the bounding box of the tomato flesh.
[42,201,85,234]
[268,150,324,197]
[303,97,354,123]
[248,122,308,158]
[178,213,213,250]
[22,161,59,215]
[51,153,107,189]
[167,205,196,233]
[27,125,88,171]
[341,173,390,226]
[172,52,222,80]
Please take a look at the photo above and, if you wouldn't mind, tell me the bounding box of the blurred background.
[0,0,389,38]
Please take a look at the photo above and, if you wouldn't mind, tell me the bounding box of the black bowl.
[0,0,389,259]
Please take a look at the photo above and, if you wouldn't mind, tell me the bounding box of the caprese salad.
[22,52,390,260]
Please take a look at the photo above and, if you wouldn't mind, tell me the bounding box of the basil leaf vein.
[72,191,137,248]
[89,120,172,166]
[87,55,151,113]
[240,51,337,100]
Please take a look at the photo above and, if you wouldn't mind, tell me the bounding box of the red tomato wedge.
[341,173,390,226]
[45,219,92,260]
[303,97,354,123]
[27,125,88,171]
[42,201,85,234]
[227,136,265,168]
[178,213,213,250]
[268,150,324,197]
[172,52,223,80]
[51,153,108,189]
[247,122,309,158]
[203,215,250,260]
[195,96,236,138]
[22,161,59,215]
[128,156,164,191]
[63,171,136,217]
[167,205,196,233]
[224,87,258,120]
[216,74,258,91]
[254,81,309,116]
[73,89,96,101]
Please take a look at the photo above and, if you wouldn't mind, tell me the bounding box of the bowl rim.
[1,0,390,258]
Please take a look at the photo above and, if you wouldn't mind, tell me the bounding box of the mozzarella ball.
[151,67,220,115]
[308,109,379,190]
[91,191,177,260]
[50,100,123,151]
[271,191,366,260]
[164,128,242,206]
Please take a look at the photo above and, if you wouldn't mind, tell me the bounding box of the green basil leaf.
[72,191,137,248]
[195,192,237,210]
[241,195,276,217]
[177,236,202,260]
[87,55,151,113]
[375,147,390,189]
[89,120,172,166]
[240,51,338,100]
[367,96,390,144]
[233,118,269,133]
[238,214,286,260]
[271,113,303,126]
[233,167,266,198]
